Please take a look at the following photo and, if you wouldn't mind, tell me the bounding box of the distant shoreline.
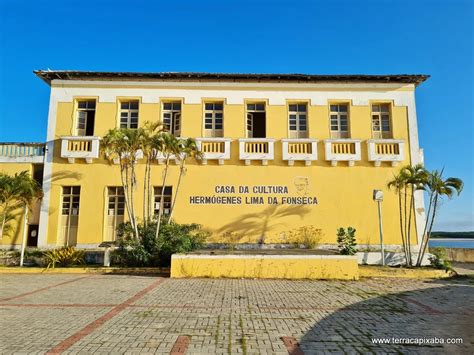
[431,231,474,239]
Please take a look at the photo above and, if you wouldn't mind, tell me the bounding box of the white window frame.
[162,102,182,137]
[62,186,81,217]
[288,103,308,139]
[119,100,139,129]
[329,104,350,139]
[203,102,224,138]
[371,104,392,139]
[76,100,96,136]
[153,186,173,216]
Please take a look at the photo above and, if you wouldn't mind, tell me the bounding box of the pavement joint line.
[0,302,453,315]
[281,336,304,355]
[400,296,443,315]
[45,277,166,355]
[0,275,92,302]
[170,335,190,354]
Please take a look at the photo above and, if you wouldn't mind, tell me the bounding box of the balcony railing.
[0,143,45,163]
[239,138,275,165]
[60,136,100,164]
[282,139,318,166]
[196,138,232,165]
[367,139,405,166]
[324,139,361,167]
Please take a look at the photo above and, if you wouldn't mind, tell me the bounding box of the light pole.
[373,190,385,266]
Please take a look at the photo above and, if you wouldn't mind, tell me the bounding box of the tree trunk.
[155,155,171,240]
[129,159,139,239]
[397,191,408,265]
[143,157,149,226]
[416,192,434,266]
[168,159,185,223]
[120,162,136,239]
[419,193,439,265]
[406,186,414,266]
[403,186,411,265]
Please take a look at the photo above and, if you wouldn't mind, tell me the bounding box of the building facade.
[0,71,429,249]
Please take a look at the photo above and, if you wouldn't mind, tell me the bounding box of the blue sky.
[0,0,472,231]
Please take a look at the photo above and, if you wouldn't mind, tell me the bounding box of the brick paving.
[0,274,472,354]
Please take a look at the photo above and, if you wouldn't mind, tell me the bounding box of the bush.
[337,227,357,255]
[112,220,207,267]
[428,247,452,272]
[43,247,85,269]
[287,226,322,249]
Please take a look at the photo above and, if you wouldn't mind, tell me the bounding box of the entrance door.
[27,224,39,247]
[60,186,80,246]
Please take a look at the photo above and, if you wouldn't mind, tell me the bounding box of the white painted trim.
[38,88,58,248]
[366,139,405,166]
[0,156,44,163]
[60,136,101,163]
[406,92,426,245]
[324,139,362,166]
[239,138,275,163]
[49,85,417,106]
[195,137,232,162]
[52,79,414,90]
[172,254,358,260]
[282,139,318,164]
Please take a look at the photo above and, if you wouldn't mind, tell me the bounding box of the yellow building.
[0,71,429,250]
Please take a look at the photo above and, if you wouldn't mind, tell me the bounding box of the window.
[62,186,81,216]
[60,186,80,246]
[76,100,96,136]
[246,102,266,138]
[120,100,139,129]
[372,104,392,139]
[204,102,224,138]
[329,104,349,138]
[162,102,181,136]
[288,103,308,138]
[153,186,172,216]
[106,187,125,241]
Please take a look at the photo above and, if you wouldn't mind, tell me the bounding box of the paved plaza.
[0,273,473,354]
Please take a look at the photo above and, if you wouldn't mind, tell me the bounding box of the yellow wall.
[0,164,33,247]
[42,92,418,248]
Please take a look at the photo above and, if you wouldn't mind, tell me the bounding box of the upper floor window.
[162,102,181,137]
[76,100,96,136]
[204,102,223,138]
[246,102,266,138]
[329,104,349,138]
[288,103,308,138]
[120,100,139,129]
[371,104,392,139]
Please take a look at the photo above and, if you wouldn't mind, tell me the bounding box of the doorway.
[27,224,39,247]
[246,103,266,138]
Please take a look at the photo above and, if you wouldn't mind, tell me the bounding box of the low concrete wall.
[357,252,431,266]
[443,248,474,263]
[171,254,359,280]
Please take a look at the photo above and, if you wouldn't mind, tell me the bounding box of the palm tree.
[401,164,428,265]
[167,137,201,223]
[141,121,162,225]
[0,171,42,266]
[154,132,179,239]
[416,170,463,266]
[102,128,145,239]
[387,170,409,265]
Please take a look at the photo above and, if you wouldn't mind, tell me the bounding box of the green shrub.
[287,226,322,249]
[112,220,207,267]
[337,227,357,255]
[428,247,453,272]
[43,247,85,269]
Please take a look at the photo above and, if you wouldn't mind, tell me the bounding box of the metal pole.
[20,206,28,267]
[377,200,385,266]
